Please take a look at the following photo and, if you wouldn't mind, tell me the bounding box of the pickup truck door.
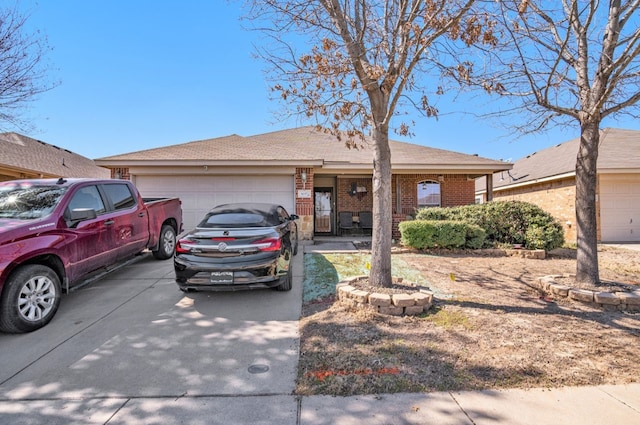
[63,184,116,281]
[99,182,149,261]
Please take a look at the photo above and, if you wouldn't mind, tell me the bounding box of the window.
[102,183,136,210]
[0,184,68,220]
[68,185,106,214]
[417,180,441,208]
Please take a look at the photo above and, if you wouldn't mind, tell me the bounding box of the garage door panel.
[601,196,632,210]
[599,175,640,242]
[214,193,238,206]
[182,212,202,229]
[134,175,294,230]
[195,194,217,208]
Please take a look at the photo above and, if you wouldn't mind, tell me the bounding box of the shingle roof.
[476,128,640,191]
[96,126,510,172]
[0,132,110,179]
[96,134,299,161]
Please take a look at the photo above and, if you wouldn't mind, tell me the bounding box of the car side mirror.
[67,208,97,227]
[289,214,299,220]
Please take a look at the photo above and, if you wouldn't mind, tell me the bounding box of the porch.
[307,235,372,253]
[299,171,477,240]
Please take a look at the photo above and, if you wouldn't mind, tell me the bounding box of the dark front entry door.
[314,189,333,234]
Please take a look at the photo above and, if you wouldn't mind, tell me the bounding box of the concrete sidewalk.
[4,384,637,424]
[300,383,640,424]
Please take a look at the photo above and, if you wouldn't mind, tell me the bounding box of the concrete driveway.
[0,252,303,424]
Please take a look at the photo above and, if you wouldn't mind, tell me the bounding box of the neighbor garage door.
[134,175,294,230]
[599,174,640,242]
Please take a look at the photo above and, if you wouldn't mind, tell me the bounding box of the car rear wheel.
[152,225,176,260]
[274,266,292,291]
[0,265,62,333]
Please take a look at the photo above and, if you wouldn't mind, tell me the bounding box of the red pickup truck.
[0,178,182,333]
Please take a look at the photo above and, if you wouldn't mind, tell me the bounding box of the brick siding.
[336,177,373,214]
[110,168,131,180]
[392,174,475,213]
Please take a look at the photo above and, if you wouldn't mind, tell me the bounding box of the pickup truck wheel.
[0,265,61,333]
[152,225,176,260]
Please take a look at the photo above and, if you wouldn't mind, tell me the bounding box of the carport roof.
[95,126,512,173]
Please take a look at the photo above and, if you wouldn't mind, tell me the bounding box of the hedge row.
[399,220,486,249]
[410,201,564,251]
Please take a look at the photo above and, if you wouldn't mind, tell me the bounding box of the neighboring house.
[95,126,511,239]
[476,128,640,243]
[0,132,109,181]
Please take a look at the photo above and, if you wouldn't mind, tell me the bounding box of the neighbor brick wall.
[110,167,131,180]
[493,177,578,243]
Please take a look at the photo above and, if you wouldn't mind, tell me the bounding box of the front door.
[314,189,333,234]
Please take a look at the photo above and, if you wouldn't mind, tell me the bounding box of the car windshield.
[198,212,271,228]
[0,184,67,220]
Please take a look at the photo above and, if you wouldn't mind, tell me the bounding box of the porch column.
[395,176,402,213]
[486,173,494,202]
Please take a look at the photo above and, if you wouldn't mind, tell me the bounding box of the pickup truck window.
[0,183,67,220]
[67,186,106,214]
[102,183,136,210]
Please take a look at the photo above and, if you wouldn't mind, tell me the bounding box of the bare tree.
[0,5,55,129]
[467,0,640,285]
[247,0,495,287]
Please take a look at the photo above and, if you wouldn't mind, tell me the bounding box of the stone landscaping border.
[336,276,434,316]
[535,275,640,312]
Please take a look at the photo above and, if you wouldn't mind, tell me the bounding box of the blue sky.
[11,1,640,162]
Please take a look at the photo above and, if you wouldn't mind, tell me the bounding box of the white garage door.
[599,174,640,242]
[134,175,295,230]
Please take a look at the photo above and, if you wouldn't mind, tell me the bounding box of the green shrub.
[399,220,437,249]
[465,224,487,249]
[414,201,564,251]
[525,224,565,251]
[399,220,486,249]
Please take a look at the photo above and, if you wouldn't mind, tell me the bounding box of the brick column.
[295,168,314,240]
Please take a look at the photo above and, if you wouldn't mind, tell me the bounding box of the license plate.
[210,271,233,284]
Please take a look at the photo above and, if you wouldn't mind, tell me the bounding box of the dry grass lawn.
[296,245,640,396]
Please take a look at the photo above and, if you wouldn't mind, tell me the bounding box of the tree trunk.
[369,123,393,288]
[575,121,600,285]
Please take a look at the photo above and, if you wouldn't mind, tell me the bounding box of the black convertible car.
[174,203,298,292]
